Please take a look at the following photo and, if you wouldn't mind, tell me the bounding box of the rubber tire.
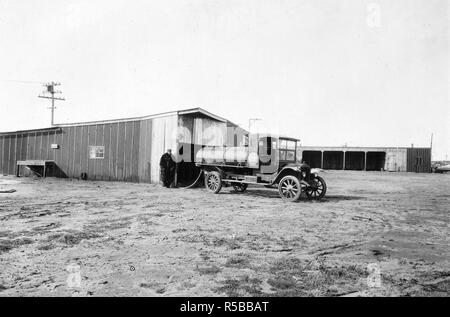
[305,176,327,200]
[278,175,302,202]
[232,183,248,192]
[205,171,222,194]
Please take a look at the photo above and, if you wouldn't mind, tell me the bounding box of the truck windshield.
[279,139,296,161]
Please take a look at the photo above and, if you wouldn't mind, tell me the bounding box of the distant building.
[299,146,431,173]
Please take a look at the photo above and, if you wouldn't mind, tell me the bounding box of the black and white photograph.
[0,0,448,303]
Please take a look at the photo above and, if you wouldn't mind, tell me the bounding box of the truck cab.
[254,135,301,174]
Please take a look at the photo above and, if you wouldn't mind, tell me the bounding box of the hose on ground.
[179,170,204,189]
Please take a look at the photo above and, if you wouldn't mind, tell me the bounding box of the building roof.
[0,107,238,134]
[53,107,231,127]
[0,127,61,136]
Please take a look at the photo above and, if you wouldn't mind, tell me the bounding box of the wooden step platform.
[16,160,55,177]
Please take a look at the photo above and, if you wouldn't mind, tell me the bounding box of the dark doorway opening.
[302,151,322,168]
[176,142,203,187]
[345,152,365,170]
[366,152,386,171]
[323,151,344,170]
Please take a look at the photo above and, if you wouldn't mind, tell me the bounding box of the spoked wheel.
[205,171,222,194]
[278,175,302,202]
[305,176,327,200]
[232,183,248,192]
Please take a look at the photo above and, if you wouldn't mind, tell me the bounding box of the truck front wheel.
[305,176,327,199]
[278,175,301,202]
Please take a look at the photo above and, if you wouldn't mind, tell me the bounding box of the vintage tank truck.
[194,134,326,202]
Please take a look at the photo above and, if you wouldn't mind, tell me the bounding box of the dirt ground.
[0,171,448,297]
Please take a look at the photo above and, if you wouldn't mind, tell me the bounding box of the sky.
[0,0,448,159]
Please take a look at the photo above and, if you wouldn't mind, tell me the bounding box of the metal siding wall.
[36,132,43,159]
[138,119,152,183]
[150,115,178,183]
[3,136,11,175]
[110,123,118,180]
[101,124,109,180]
[22,134,28,161]
[41,132,48,160]
[1,136,5,174]
[178,116,194,144]
[28,133,35,160]
[131,121,140,182]
[85,125,94,179]
[0,136,4,174]
[385,149,407,172]
[65,127,74,177]
[51,131,57,161]
[193,117,227,146]
[92,125,102,180]
[78,126,87,177]
[116,122,125,181]
[407,148,431,173]
[54,131,62,177]
[123,122,133,182]
[8,135,16,175]
[60,129,69,177]
[73,126,82,178]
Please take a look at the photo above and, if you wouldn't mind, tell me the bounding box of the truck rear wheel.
[232,183,248,192]
[278,175,301,202]
[205,171,222,194]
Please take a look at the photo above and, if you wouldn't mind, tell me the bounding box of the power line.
[38,82,65,126]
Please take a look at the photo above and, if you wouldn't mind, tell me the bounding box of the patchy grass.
[196,265,222,275]
[224,254,251,269]
[266,257,367,296]
[85,217,134,232]
[140,281,166,294]
[46,230,102,246]
[36,243,57,251]
[31,223,62,232]
[215,275,263,296]
[0,237,34,253]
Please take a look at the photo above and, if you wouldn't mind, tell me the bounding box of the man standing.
[159,149,176,188]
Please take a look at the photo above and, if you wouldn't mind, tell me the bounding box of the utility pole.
[38,82,65,126]
[248,118,261,132]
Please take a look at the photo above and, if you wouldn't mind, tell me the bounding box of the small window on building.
[89,146,105,159]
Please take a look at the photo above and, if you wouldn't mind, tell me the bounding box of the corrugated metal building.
[299,146,431,173]
[0,108,247,183]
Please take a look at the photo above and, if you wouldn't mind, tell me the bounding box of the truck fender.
[271,167,302,185]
